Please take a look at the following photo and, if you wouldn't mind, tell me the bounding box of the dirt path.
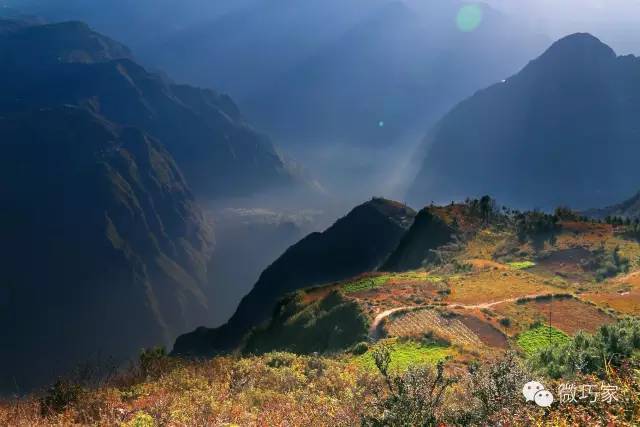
[452,294,545,310]
[368,294,547,339]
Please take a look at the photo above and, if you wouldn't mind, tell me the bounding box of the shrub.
[39,379,83,416]
[587,246,630,282]
[362,344,457,426]
[123,411,155,427]
[532,318,640,379]
[266,352,296,368]
[351,341,369,355]
[139,347,172,379]
[514,210,559,241]
[465,352,529,421]
[499,317,511,327]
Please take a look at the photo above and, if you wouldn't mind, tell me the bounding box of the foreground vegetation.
[3,324,639,426]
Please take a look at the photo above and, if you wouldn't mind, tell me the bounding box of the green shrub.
[362,344,457,426]
[123,411,155,427]
[532,318,640,379]
[351,341,369,355]
[582,246,630,282]
[499,317,511,327]
[266,352,296,368]
[139,347,172,379]
[39,379,83,416]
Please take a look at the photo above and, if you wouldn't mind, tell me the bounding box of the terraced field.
[384,308,484,347]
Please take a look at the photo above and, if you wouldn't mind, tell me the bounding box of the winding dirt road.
[368,294,547,339]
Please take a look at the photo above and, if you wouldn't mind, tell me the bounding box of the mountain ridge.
[408,32,640,210]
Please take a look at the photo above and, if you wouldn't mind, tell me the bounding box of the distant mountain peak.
[534,32,616,66]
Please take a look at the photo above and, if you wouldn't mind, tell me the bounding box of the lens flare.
[456,4,483,32]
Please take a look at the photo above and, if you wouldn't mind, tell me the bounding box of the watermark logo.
[522,381,554,407]
[558,383,619,404]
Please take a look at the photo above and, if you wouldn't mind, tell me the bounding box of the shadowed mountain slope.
[0,20,301,199]
[409,33,640,210]
[173,198,415,356]
[0,106,213,391]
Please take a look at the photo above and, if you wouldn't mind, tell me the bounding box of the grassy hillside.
[5,198,640,425]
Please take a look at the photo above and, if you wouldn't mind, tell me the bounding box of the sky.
[485,0,640,54]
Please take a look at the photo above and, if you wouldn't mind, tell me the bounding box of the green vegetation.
[585,245,630,282]
[363,345,456,426]
[514,210,559,241]
[244,291,369,354]
[507,261,536,270]
[342,275,389,293]
[516,325,570,357]
[533,318,640,378]
[356,339,452,372]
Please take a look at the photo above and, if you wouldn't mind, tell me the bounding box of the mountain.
[173,198,415,356]
[0,106,213,391]
[382,207,456,272]
[0,20,301,199]
[244,1,546,146]
[408,33,640,210]
[584,191,640,220]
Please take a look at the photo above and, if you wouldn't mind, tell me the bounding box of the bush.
[499,317,511,327]
[362,344,457,426]
[514,210,559,241]
[139,347,172,379]
[123,411,155,427]
[39,379,83,416]
[532,318,640,379]
[465,352,529,421]
[583,246,630,282]
[351,341,369,355]
[266,352,296,368]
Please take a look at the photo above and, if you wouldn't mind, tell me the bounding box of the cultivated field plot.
[492,296,614,335]
[584,272,640,315]
[445,270,560,305]
[517,325,570,357]
[355,338,453,372]
[352,273,443,315]
[384,308,484,348]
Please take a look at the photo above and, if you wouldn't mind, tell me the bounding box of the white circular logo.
[522,381,545,402]
[534,389,554,407]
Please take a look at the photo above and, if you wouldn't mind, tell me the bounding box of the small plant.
[139,347,171,379]
[123,411,155,427]
[266,352,296,368]
[39,379,83,416]
[508,261,536,270]
[499,317,512,327]
[351,341,369,355]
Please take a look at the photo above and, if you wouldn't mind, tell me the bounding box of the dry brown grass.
[0,355,377,427]
[492,297,614,336]
[445,270,560,305]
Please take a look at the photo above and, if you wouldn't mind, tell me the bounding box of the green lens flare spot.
[456,4,483,32]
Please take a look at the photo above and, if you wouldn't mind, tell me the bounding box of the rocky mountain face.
[408,33,640,210]
[0,19,305,391]
[173,198,415,356]
[0,20,300,199]
[0,106,213,391]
